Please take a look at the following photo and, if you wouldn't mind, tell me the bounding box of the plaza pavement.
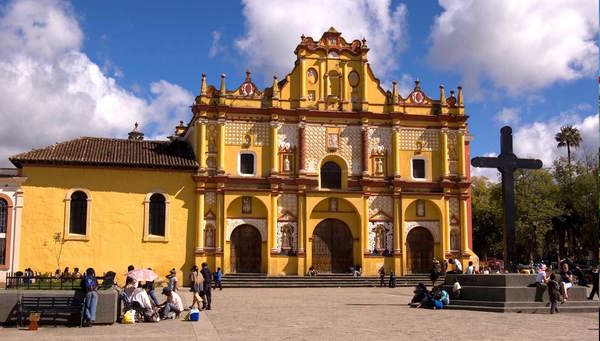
[0,287,598,340]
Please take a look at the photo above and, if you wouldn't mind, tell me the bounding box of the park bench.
[18,296,86,327]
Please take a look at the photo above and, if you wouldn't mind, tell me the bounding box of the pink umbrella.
[126,269,158,282]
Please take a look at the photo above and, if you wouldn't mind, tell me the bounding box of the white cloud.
[494,107,520,125]
[235,0,408,83]
[0,0,193,167]
[513,111,598,168]
[428,0,598,94]
[208,30,223,58]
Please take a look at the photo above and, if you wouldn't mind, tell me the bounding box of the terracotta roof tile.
[10,137,198,170]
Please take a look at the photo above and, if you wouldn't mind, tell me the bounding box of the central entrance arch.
[312,219,353,273]
[230,224,261,273]
[406,226,434,274]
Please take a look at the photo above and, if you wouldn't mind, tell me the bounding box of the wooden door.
[406,227,434,274]
[312,219,353,273]
[230,225,262,273]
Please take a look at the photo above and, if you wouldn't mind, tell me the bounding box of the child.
[213,267,223,290]
[548,273,561,314]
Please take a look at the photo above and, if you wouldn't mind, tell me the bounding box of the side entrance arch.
[230,224,261,273]
[406,226,434,274]
[312,219,353,273]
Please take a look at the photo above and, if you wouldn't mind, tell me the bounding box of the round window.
[307,68,318,84]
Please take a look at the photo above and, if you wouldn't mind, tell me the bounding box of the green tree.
[471,176,503,260]
[555,125,582,170]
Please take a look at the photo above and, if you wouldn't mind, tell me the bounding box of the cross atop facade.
[471,126,543,270]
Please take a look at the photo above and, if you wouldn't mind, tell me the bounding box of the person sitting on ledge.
[452,279,462,299]
[308,265,317,277]
[559,263,574,302]
[465,261,475,274]
[447,258,463,274]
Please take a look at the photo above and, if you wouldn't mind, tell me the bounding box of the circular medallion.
[241,82,254,96]
[307,68,318,84]
[411,91,424,104]
[348,71,360,87]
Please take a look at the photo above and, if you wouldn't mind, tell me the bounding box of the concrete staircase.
[221,273,442,288]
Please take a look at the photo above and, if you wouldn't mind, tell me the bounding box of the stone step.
[449,299,600,308]
[445,303,599,314]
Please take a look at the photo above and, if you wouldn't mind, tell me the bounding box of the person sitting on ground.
[452,279,462,299]
[448,258,463,274]
[308,265,317,277]
[124,276,154,316]
[410,283,428,305]
[440,287,450,306]
[548,273,561,314]
[560,263,574,302]
[432,286,444,310]
[72,267,82,279]
[159,288,183,319]
[465,261,475,274]
[378,266,386,288]
[166,268,178,292]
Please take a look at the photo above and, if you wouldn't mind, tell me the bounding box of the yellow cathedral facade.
[10,29,477,279]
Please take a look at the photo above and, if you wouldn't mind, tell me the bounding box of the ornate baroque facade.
[10,29,476,278]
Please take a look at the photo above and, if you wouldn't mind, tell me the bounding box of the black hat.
[162,288,172,295]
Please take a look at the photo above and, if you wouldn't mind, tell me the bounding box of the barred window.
[321,161,341,189]
[0,199,7,234]
[69,191,87,235]
[149,193,166,236]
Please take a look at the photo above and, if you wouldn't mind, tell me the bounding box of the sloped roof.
[10,137,198,170]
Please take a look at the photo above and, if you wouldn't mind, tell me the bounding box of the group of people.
[409,283,452,310]
[53,267,83,281]
[377,267,398,288]
[121,263,222,324]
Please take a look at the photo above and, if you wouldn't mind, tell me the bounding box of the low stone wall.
[0,288,118,325]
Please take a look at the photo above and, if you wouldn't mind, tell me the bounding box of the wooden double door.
[312,219,353,273]
[230,225,262,273]
[406,226,434,274]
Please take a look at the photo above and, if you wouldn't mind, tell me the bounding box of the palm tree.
[555,125,582,168]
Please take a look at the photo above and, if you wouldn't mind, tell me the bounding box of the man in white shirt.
[160,288,183,319]
[449,258,463,274]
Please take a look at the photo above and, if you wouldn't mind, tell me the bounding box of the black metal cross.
[471,126,543,270]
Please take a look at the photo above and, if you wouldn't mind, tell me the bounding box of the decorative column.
[440,128,449,178]
[298,121,306,174]
[299,58,307,100]
[442,197,450,252]
[361,123,369,176]
[270,192,279,253]
[12,189,24,271]
[362,195,369,255]
[297,192,306,254]
[392,125,401,178]
[270,120,279,175]
[217,119,226,174]
[216,188,224,254]
[340,61,347,102]
[195,188,205,253]
[393,192,402,274]
[197,119,207,172]
[361,60,368,110]
[318,58,325,101]
[457,129,466,178]
[459,196,469,257]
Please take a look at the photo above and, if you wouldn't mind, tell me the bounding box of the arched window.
[69,191,88,235]
[450,229,460,251]
[149,193,166,236]
[321,161,341,189]
[0,199,7,234]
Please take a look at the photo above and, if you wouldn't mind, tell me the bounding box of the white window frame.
[410,157,428,181]
[63,188,92,241]
[238,151,257,176]
[143,192,170,242]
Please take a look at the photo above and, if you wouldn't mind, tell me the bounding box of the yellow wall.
[20,166,196,284]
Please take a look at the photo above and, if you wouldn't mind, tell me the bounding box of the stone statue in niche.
[283,155,291,172]
[205,225,215,248]
[281,225,293,250]
[327,133,339,151]
[329,198,338,212]
[450,229,459,251]
[242,196,252,214]
[375,225,386,251]
[375,158,384,174]
[243,134,251,146]
[208,135,216,153]
[416,200,425,217]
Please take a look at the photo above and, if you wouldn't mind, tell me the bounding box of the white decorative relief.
[225,121,269,146]
[275,222,298,250]
[449,197,459,220]
[447,130,459,175]
[368,126,392,154]
[367,221,393,253]
[226,218,267,241]
[338,125,362,175]
[278,124,298,148]
[404,221,440,243]
[367,195,393,218]
[304,125,327,173]
[278,193,297,216]
[398,128,439,151]
[205,192,216,212]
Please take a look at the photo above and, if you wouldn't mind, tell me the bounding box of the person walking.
[213,267,223,290]
[588,265,599,300]
[378,266,386,288]
[189,265,205,310]
[200,263,213,310]
[81,268,98,327]
[548,273,561,314]
[388,271,397,288]
[430,260,441,286]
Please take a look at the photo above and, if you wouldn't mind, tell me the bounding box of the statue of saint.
[376,158,384,174]
[242,197,252,214]
[205,226,215,247]
[281,225,292,250]
[375,226,385,251]
[329,198,338,212]
[283,155,291,172]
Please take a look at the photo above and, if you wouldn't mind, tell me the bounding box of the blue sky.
[0,0,598,179]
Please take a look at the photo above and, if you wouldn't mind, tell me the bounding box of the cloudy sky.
[0,0,597,180]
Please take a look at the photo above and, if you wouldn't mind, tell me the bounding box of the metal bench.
[18,296,86,327]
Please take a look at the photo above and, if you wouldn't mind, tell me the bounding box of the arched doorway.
[312,219,353,273]
[406,227,434,274]
[321,161,341,189]
[230,225,262,273]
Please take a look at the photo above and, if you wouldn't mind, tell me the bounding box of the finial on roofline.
[128,122,144,140]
